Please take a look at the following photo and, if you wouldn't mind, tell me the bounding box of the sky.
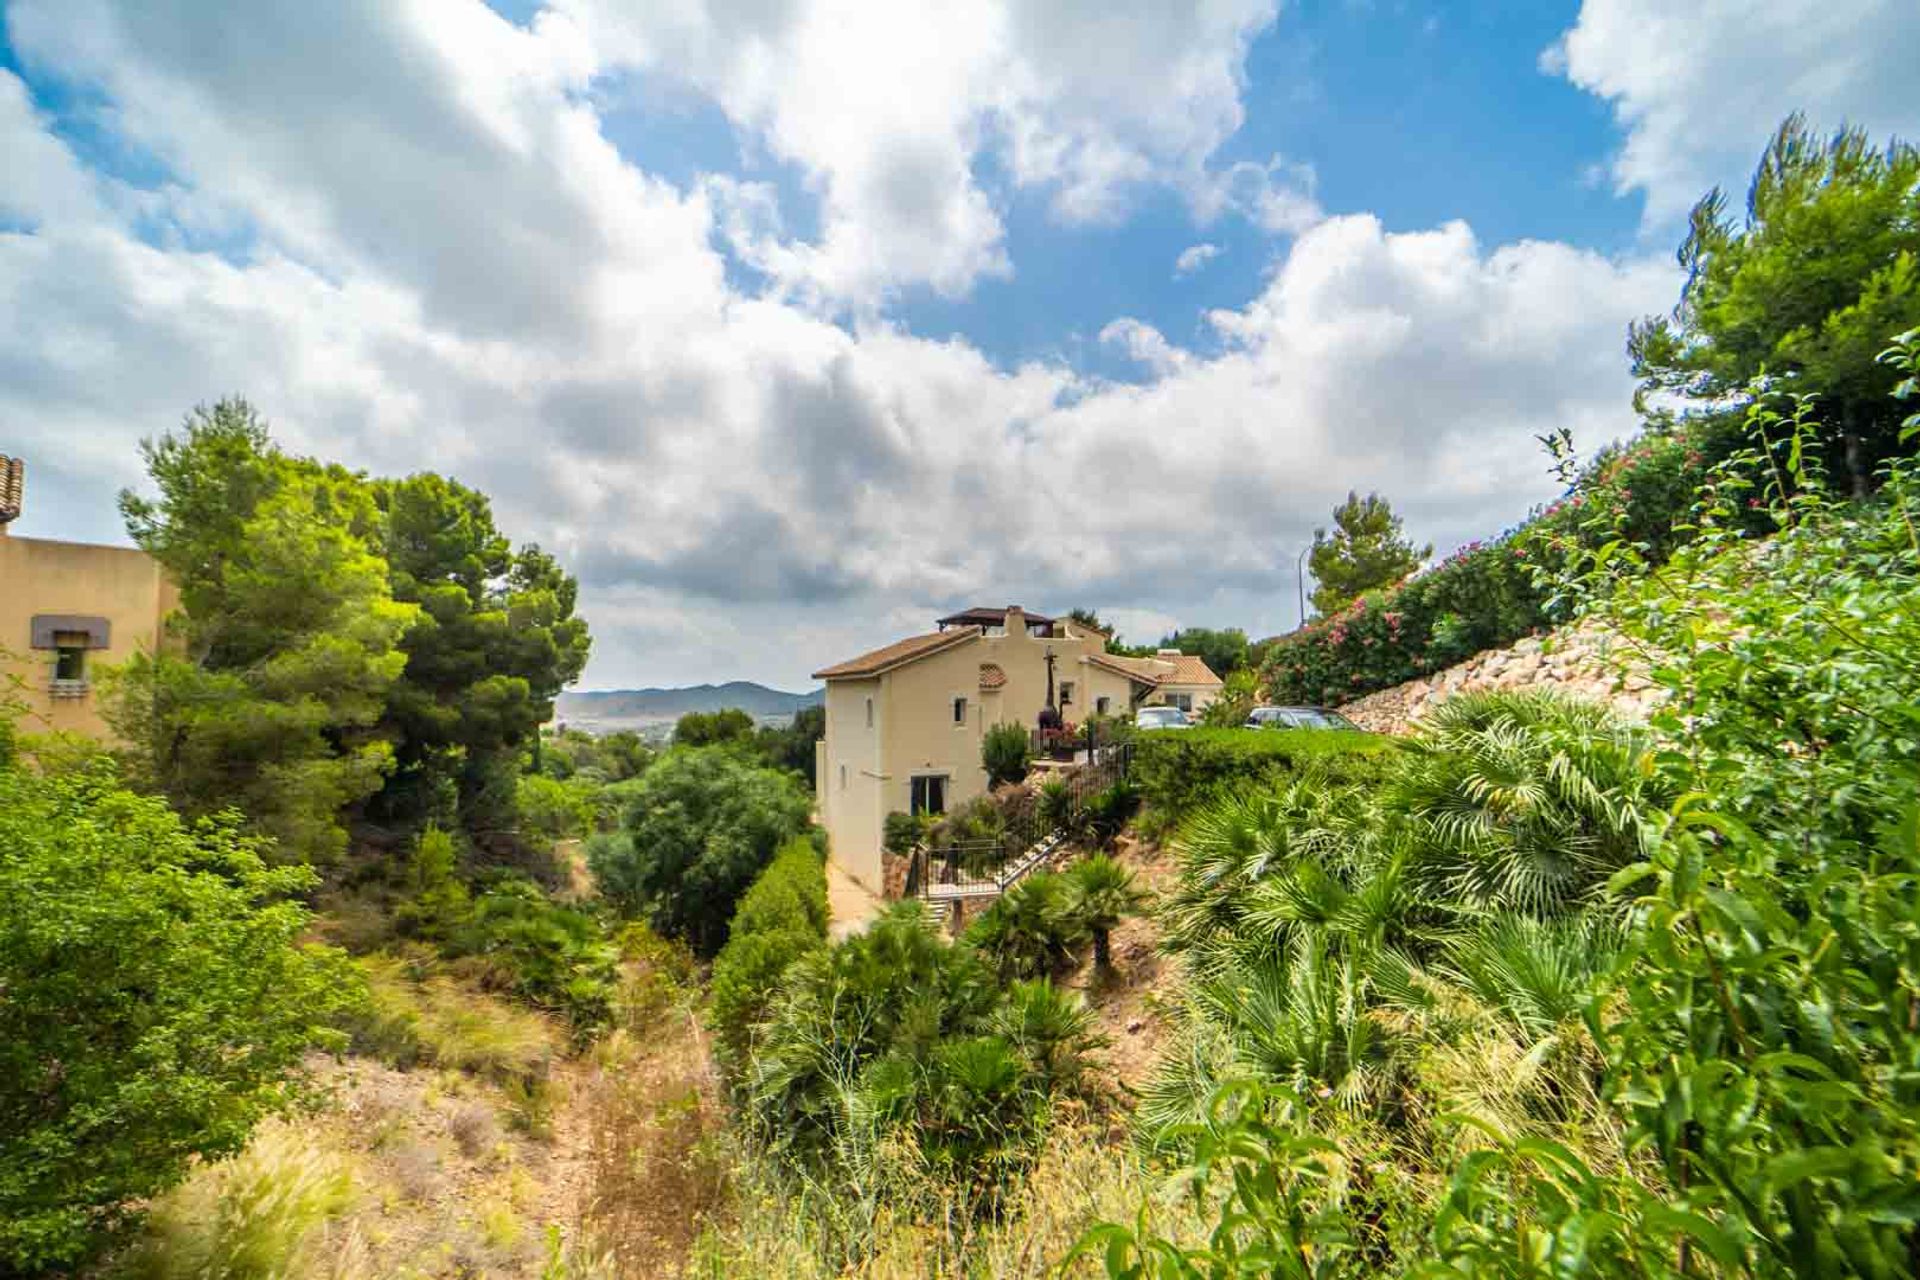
[2,1,1917,691]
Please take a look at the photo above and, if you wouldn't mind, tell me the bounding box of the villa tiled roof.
[812,627,980,679]
[1162,654,1224,687]
[978,662,1007,690]
[1086,652,1165,684]
[1085,651,1223,688]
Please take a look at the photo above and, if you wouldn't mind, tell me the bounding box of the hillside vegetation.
[5,117,1920,1280]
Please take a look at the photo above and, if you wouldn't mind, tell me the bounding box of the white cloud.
[555,0,1282,306]
[1174,242,1222,277]
[1190,154,1322,235]
[2,0,1691,686]
[1549,0,1920,225]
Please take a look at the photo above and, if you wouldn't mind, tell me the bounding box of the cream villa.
[812,605,1221,890]
[0,456,178,742]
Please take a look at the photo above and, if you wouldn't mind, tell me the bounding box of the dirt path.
[826,856,882,939]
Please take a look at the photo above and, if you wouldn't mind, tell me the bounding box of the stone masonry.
[1334,620,1664,735]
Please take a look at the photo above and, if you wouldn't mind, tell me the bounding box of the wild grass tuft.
[341,952,557,1085]
[118,1121,366,1280]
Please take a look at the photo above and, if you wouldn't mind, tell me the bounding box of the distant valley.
[555,681,823,734]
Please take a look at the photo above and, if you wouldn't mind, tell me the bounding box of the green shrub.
[394,823,471,943]
[516,772,597,843]
[982,722,1033,787]
[745,903,1097,1201]
[0,761,361,1274]
[965,872,1084,981]
[590,748,813,955]
[1131,727,1396,832]
[709,839,830,1064]
[455,876,620,1039]
[883,809,929,855]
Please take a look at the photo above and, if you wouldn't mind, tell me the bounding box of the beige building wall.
[815,609,1154,889]
[0,534,176,740]
[819,675,887,888]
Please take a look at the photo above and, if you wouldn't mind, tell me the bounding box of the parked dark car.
[1246,705,1363,731]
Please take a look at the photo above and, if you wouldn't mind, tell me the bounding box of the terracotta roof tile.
[978,662,1007,690]
[812,627,979,679]
[1162,654,1224,686]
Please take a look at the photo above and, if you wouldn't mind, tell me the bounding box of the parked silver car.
[1135,705,1193,731]
[1246,705,1362,731]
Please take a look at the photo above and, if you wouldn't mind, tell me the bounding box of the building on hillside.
[811,605,1220,891]
[1091,649,1225,714]
[0,456,177,741]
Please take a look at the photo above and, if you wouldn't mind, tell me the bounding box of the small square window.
[1059,681,1074,706]
[54,646,87,682]
[911,775,947,816]
[952,696,968,725]
[1096,695,1111,716]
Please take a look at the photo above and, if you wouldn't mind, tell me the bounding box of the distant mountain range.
[556,681,823,728]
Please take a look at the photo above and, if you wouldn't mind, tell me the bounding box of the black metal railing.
[910,742,1133,901]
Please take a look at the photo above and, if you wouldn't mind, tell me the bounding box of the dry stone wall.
[1334,620,1663,735]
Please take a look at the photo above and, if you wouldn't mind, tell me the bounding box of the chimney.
[1004,605,1025,635]
[0,455,21,535]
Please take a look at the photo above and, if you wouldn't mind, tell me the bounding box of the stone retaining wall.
[1335,621,1663,735]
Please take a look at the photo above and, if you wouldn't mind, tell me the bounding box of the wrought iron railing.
[909,741,1133,902]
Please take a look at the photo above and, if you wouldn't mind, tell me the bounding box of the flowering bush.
[1264,417,1742,706]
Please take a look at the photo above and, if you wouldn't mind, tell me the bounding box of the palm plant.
[1061,854,1147,976]
[1390,689,1666,916]
[1160,775,1380,953]
[962,872,1083,982]
[990,979,1105,1095]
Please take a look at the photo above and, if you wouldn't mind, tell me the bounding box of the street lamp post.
[1295,544,1310,628]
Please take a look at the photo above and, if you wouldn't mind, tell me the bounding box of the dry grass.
[684,1125,1204,1279]
[344,951,558,1085]
[576,1012,730,1276]
[118,1120,370,1280]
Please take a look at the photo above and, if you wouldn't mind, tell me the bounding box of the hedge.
[1262,415,1759,708]
[1131,728,1399,833]
[708,836,829,1068]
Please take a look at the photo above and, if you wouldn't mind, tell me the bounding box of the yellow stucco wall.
[0,534,175,740]
[816,610,1150,889]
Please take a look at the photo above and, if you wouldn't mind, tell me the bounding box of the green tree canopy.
[1306,491,1429,616]
[112,409,416,863]
[1156,626,1250,677]
[673,707,756,748]
[0,757,359,1272]
[113,399,591,857]
[588,748,813,955]
[1630,115,1920,495]
[373,471,591,830]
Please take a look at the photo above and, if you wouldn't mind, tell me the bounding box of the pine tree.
[1307,491,1429,616]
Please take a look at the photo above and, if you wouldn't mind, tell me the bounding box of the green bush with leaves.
[1131,727,1395,833]
[965,871,1084,981]
[454,876,620,1039]
[710,838,830,1065]
[744,903,1102,1218]
[0,759,361,1273]
[982,721,1033,787]
[589,747,813,955]
[1078,348,1920,1277]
